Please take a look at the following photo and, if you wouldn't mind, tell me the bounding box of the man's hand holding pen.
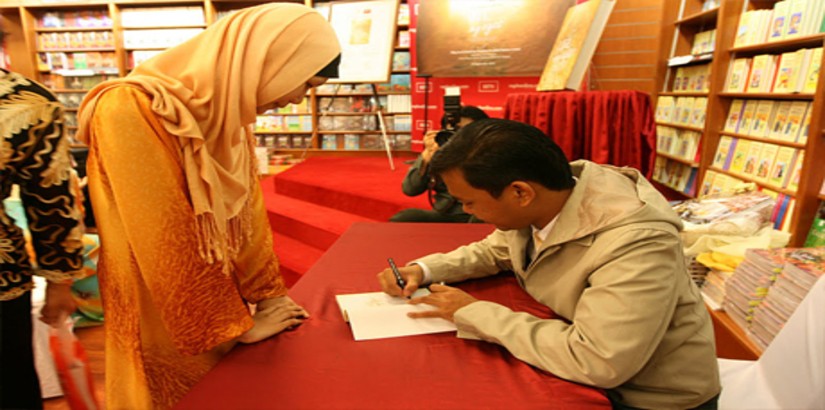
[377,262,424,298]
[377,262,478,322]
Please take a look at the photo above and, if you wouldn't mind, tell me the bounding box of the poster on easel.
[327,0,399,84]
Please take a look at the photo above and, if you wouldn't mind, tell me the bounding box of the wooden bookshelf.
[655,0,825,360]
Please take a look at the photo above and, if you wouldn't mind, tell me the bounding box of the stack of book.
[723,248,790,333]
[748,248,824,350]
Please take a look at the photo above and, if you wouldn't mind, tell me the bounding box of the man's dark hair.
[429,118,575,198]
[458,105,489,122]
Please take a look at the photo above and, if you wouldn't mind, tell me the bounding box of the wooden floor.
[43,325,106,410]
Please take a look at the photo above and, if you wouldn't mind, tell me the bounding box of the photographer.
[390,106,489,223]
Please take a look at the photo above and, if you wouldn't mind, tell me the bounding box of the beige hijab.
[77,4,341,266]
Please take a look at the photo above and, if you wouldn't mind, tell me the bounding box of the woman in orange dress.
[76,4,340,408]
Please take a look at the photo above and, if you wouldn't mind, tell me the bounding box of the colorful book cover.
[768,1,790,42]
[747,54,777,93]
[781,101,810,142]
[729,139,752,174]
[700,170,718,197]
[392,51,410,71]
[712,136,735,168]
[783,0,808,38]
[797,104,813,144]
[768,147,798,187]
[750,100,777,138]
[724,100,746,133]
[786,151,804,192]
[738,101,758,134]
[772,50,802,93]
[742,141,764,176]
[727,58,752,92]
[724,138,739,170]
[537,0,616,91]
[767,101,793,140]
[691,97,708,127]
[755,143,780,182]
[801,47,822,93]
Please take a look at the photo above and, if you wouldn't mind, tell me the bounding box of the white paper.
[336,290,457,341]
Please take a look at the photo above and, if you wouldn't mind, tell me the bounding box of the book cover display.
[537,0,616,91]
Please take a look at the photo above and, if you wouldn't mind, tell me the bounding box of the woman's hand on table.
[238,295,308,344]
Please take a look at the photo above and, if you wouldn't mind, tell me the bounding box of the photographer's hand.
[421,130,439,164]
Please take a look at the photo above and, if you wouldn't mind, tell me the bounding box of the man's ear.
[510,181,536,206]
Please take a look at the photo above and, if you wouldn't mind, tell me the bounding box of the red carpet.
[262,156,428,286]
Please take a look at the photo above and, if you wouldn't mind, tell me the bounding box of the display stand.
[305,83,395,170]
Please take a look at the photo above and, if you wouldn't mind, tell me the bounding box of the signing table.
[176,222,609,409]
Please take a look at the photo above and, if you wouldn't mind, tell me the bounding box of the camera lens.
[435,130,454,146]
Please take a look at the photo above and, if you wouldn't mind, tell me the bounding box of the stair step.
[265,192,376,251]
[271,231,324,288]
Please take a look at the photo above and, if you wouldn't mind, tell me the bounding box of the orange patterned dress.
[85,86,287,409]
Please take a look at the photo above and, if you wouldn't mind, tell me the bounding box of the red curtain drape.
[504,90,656,177]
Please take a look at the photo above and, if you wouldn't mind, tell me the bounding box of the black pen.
[387,258,407,294]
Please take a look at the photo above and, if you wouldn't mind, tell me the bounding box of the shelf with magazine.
[712,0,825,247]
[654,0,725,199]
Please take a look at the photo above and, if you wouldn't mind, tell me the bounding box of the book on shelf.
[750,100,778,138]
[712,136,736,169]
[676,97,694,125]
[691,97,708,127]
[785,151,805,192]
[344,134,360,150]
[734,9,773,47]
[536,0,616,91]
[392,51,411,71]
[801,47,823,93]
[729,139,752,174]
[321,135,337,150]
[724,100,746,133]
[397,30,410,48]
[397,3,410,26]
[742,142,764,176]
[769,147,799,188]
[738,101,758,134]
[746,54,778,93]
[782,101,810,142]
[797,105,813,144]
[767,101,793,141]
[726,58,752,92]
[755,143,780,182]
[772,49,810,93]
[700,170,717,197]
[769,1,791,42]
[691,29,716,56]
[772,194,794,230]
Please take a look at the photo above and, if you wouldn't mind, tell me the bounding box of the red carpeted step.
[273,157,430,221]
[271,231,324,288]
[264,191,377,251]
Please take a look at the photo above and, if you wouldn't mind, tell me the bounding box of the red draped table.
[176,222,610,409]
[504,90,656,177]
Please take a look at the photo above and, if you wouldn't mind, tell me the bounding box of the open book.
[537,0,615,91]
[335,289,456,341]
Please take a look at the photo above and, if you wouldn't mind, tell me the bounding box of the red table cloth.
[176,222,609,409]
[504,90,656,178]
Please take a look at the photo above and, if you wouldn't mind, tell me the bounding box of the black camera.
[434,87,462,147]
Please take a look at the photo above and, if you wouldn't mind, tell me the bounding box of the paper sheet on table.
[336,289,456,341]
